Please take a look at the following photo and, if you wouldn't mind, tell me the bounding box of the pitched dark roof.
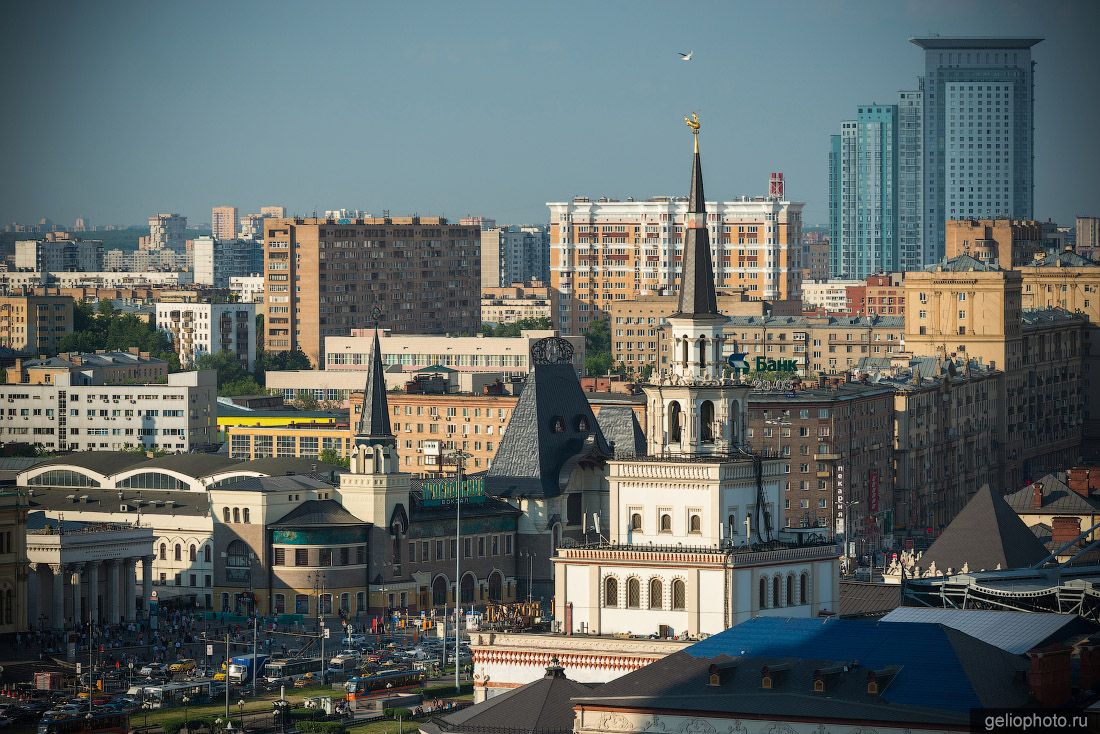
[671,133,722,320]
[27,487,210,517]
[594,407,646,458]
[485,362,610,499]
[232,456,344,479]
[269,499,366,527]
[1004,473,1100,514]
[917,485,1050,573]
[425,662,595,734]
[927,253,1000,272]
[215,475,334,493]
[1029,249,1098,267]
[575,617,1030,723]
[354,329,394,448]
[133,453,241,478]
[33,451,146,476]
[839,581,901,618]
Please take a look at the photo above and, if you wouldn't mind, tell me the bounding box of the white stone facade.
[801,279,861,312]
[156,302,257,370]
[0,370,218,452]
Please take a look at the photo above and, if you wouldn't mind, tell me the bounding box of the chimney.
[817,372,826,389]
[1079,636,1100,693]
[1028,645,1072,708]
[1032,482,1044,510]
[1067,468,1094,498]
[1052,517,1080,547]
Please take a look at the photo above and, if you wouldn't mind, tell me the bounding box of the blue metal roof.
[685,616,1014,712]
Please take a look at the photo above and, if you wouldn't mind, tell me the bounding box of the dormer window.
[551,416,566,433]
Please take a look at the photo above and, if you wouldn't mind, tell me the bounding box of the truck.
[227,653,270,684]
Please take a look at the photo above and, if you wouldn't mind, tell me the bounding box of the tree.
[195,350,252,390]
[318,448,350,469]
[480,317,552,337]
[254,347,313,381]
[57,300,179,370]
[219,377,267,397]
[292,393,320,411]
[637,363,655,382]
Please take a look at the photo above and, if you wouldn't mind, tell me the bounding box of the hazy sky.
[2,0,1097,228]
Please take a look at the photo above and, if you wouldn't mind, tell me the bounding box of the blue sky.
[2,0,1097,228]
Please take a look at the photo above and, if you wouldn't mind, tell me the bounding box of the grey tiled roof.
[428,666,595,734]
[839,581,901,618]
[595,407,646,458]
[269,499,366,527]
[485,363,610,499]
[34,451,147,476]
[917,486,1049,573]
[134,453,241,478]
[1028,249,1098,267]
[880,609,1092,655]
[926,253,999,272]
[1004,473,1100,514]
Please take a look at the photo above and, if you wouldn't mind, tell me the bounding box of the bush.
[298,721,346,734]
[383,707,413,720]
[289,708,326,721]
[423,682,473,697]
[164,718,217,734]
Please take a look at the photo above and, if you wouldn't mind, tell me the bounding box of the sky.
[2,0,1098,229]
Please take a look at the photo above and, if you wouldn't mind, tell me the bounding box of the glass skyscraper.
[829,105,898,278]
[912,37,1042,262]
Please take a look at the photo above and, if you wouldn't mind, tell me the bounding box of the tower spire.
[674,113,720,319]
[354,328,395,448]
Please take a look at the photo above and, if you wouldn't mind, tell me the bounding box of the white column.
[50,564,65,630]
[107,560,120,624]
[142,556,154,617]
[71,564,83,625]
[86,561,100,623]
[124,559,137,622]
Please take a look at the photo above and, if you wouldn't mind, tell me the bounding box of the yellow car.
[168,659,197,674]
[213,672,227,682]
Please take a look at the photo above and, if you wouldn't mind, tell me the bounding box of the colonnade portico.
[30,558,147,630]
[25,516,155,631]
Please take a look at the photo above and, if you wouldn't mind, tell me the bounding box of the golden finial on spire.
[684,112,700,152]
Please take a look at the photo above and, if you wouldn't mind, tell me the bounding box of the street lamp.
[842,500,860,574]
[238,699,245,733]
[444,448,471,694]
[181,695,191,734]
[308,571,327,684]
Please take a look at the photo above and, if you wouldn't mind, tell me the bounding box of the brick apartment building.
[262,216,480,365]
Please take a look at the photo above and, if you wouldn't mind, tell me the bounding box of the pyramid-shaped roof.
[671,128,722,320]
[927,253,1000,272]
[354,329,394,448]
[917,486,1049,573]
[485,345,611,499]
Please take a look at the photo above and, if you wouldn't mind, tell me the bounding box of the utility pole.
[225,633,232,730]
[250,553,259,700]
[447,449,470,693]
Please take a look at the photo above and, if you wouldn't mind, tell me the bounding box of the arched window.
[689,514,701,534]
[648,579,663,609]
[773,576,781,607]
[243,508,250,524]
[189,545,196,562]
[604,577,618,607]
[226,540,251,585]
[222,507,230,523]
[660,514,672,533]
[174,544,182,562]
[28,469,100,488]
[680,337,689,368]
[786,575,794,606]
[159,543,166,561]
[488,571,503,602]
[204,545,211,563]
[730,400,741,439]
[627,578,640,608]
[800,573,809,603]
[759,577,768,608]
[232,507,240,524]
[460,574,475,604]
[432,576,448,606]
[668,401,682,444]
[672,579,686,610]
[630,513,642,532]
[700,400,715,442]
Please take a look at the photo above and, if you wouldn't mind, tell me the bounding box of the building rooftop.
[27,487,210,517]
[1021,307,1087,325]
[1027,249,1098,268]
[574,617,1031,723]
[916,486,1050,574]
[880,609,1092,655]
[21,351,167,369]
[748,382,895,402]
[925,253,1000,273]
[1004,473,1100,515]
[909,36,1043,49]
[34,451,146,476]
[724,314,903,328]
[839,581,901,618]
[593,406,646,458]
[270,499,366,527]
[133,453,241,479]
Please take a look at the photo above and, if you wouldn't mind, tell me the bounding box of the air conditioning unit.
[120,504,131,512]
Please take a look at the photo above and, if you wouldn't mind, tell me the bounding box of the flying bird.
[678,51,693,61]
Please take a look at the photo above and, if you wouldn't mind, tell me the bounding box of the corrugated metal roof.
[881,608,1090,654]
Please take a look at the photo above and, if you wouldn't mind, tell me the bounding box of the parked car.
[139,663,168,677]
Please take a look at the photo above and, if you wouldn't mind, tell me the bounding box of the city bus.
[344,669,424,699]
[38,709,128,734]
[263,657,324,684]
[126,680,214,708]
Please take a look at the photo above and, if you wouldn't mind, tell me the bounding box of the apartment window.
[273,548,286,566]
[294,548,308,566]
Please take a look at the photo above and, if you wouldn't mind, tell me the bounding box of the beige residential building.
[227,423,352,460]
[0,490,29,633]
[211,205,238,241]
[259,205,286,218]
[944,219,1045,267]
[481,284,553,326]
[549,195,804,335]
[0,293,74,354]
[262,216,481,366]
[903,254,1086,488]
